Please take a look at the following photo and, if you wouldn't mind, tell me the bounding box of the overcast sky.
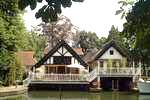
[23,0,126,37]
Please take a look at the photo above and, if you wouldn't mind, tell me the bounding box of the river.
[0,91,150,100]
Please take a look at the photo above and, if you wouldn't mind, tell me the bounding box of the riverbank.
[0,85,28,97]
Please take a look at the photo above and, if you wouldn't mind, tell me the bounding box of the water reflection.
[139,95,150,100]
[0,91,149,100]
[0,93,27,100]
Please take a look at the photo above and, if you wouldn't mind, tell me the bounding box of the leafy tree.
[107,25,131,60]
[116,0,135,19]
[107,25,127,48]
[26,31,47,61]
[77,31,106,52]
[0,0,27,85]
[107,25,123,42]
[18,0,84,23]
[15,56,24,81]
[37,15,78,48]
[122,0,150,75]
[99,37,107,47]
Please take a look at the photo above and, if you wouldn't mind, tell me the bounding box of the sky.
[23,0,126,37]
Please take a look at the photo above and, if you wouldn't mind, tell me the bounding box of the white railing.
[133,67,141,82]
[88,68,98,82]
[23,77,31,86]
[30,73,88,81]
[98,67,141,77]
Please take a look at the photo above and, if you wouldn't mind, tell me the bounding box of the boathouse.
[29,40,89,90]
[25,40,142,91]
[84,40,141,91]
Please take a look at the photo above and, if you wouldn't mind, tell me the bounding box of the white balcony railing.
[98,67,141,77]
[88,68,98,82]
[30,73,88,81]
[28,67,141,82]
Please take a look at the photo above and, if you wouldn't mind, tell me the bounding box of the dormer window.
[110,50,114,55]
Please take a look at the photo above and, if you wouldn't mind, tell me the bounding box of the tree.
[0,0,27,85]
[123,0,150,75]
[107,25,123,42]
[107,25,126,46]
[18,0,84,23]
[77,31,106,52]
[37,15,78,48]
[116,0,135,19]
[26,31,47,61]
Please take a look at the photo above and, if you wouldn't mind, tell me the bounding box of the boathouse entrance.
[100,77,133,91]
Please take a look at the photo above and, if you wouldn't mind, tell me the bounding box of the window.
[112,61,117,67]
[100,61,103,67]
[45,66,56,74]
[53,56,71,64]
[110,50,114,55]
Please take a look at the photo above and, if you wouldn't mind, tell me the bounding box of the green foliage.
[124,0,150,48]
[3,54,24,86]
[18,0,84,23]
[0,0,26,86]
[116,0,135,19]
[107,25,126,47]
[15,56,24,81]
[77,31,106,52]
[107,25,122,42]
[26,32,47,61]
[122,0,150,72]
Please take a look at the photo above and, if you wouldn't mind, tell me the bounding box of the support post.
[97,76,101,89]
[112,80,114,90]
[97,60,100,89]
[33,66,36,80]
[139,60,142,77]
[97,60,100,74]
[133,60,135,75]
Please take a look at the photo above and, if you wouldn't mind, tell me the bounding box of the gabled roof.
[34,40,88,68]
[82,48,98,63]
[94,40,129,60]
[44,46,84,56]
[16,51,36,66]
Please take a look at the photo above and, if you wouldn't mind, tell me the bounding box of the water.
[0,91,150,100]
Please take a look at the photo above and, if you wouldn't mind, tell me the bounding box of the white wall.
[100,47,123,60]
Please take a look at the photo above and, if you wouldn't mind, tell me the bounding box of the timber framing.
[34,40,88,68]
